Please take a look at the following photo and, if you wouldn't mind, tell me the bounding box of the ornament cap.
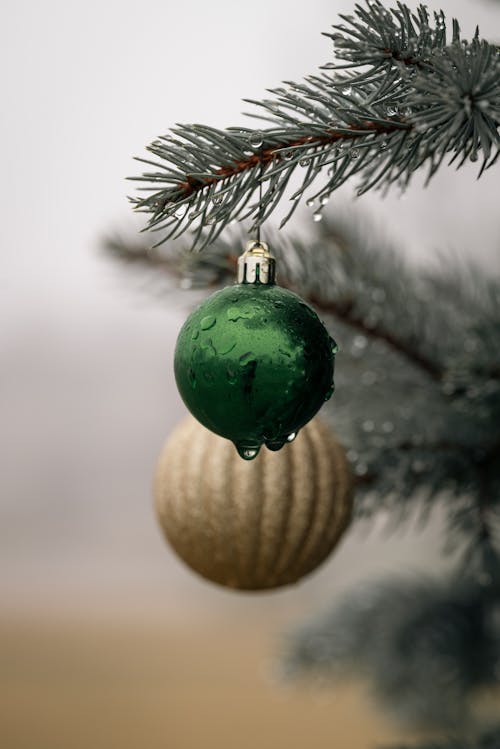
[237,240,276,285]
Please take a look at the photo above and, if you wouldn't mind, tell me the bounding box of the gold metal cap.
[237,240,276,285]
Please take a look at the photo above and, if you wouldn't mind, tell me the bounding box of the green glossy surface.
[174,283,336,459]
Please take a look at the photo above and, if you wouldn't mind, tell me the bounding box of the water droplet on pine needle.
[411,459,426,474]
[361,371,378,386]
[355,462,368,477]
[371,288,386,303]
[249,131,264,148]
[352,334,368,352]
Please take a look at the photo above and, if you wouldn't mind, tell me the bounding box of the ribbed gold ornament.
[154,416,354,590]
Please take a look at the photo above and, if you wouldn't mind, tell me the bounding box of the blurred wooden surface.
[1,615,410,749]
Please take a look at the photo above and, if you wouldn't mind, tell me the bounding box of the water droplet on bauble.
[236,444,260,460]
[239,352,256,367]
[200,315,216,331]
[266,438,286,452]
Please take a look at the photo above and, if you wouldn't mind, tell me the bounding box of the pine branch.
[130,1,500,248]
[282,576,500,732]
[303,292,442,381]
[385,731,500,749]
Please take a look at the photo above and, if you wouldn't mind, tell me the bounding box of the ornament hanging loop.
[241,138,275,286]
[256,143,264,245]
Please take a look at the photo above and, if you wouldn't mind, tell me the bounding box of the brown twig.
[158,121,409,210]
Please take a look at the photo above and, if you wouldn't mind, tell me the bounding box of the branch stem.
[159,121,409,211]
[309,294,442,380]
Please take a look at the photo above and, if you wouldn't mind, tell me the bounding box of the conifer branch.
[303,293,442,381]
[130,1,500,249]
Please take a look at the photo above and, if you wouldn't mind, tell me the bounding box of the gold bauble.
[154,416,354,590]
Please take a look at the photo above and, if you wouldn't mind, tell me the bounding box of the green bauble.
[174,244,337,460]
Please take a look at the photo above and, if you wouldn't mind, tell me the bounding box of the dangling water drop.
[411,459,426,474]
[313,211,323,222]
[329,337,339,354]
[236,443,260,460]
[239,352,256,366]
[354,462,368,477]
[266,438,286,452]
[287,432,297,443]
[249,131,264,148]
[175,205,188,218]
[306,198,315,207]
[320,195,330,206]
[361,370,377,386]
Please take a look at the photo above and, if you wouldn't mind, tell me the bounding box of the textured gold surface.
[154,417,354,590]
